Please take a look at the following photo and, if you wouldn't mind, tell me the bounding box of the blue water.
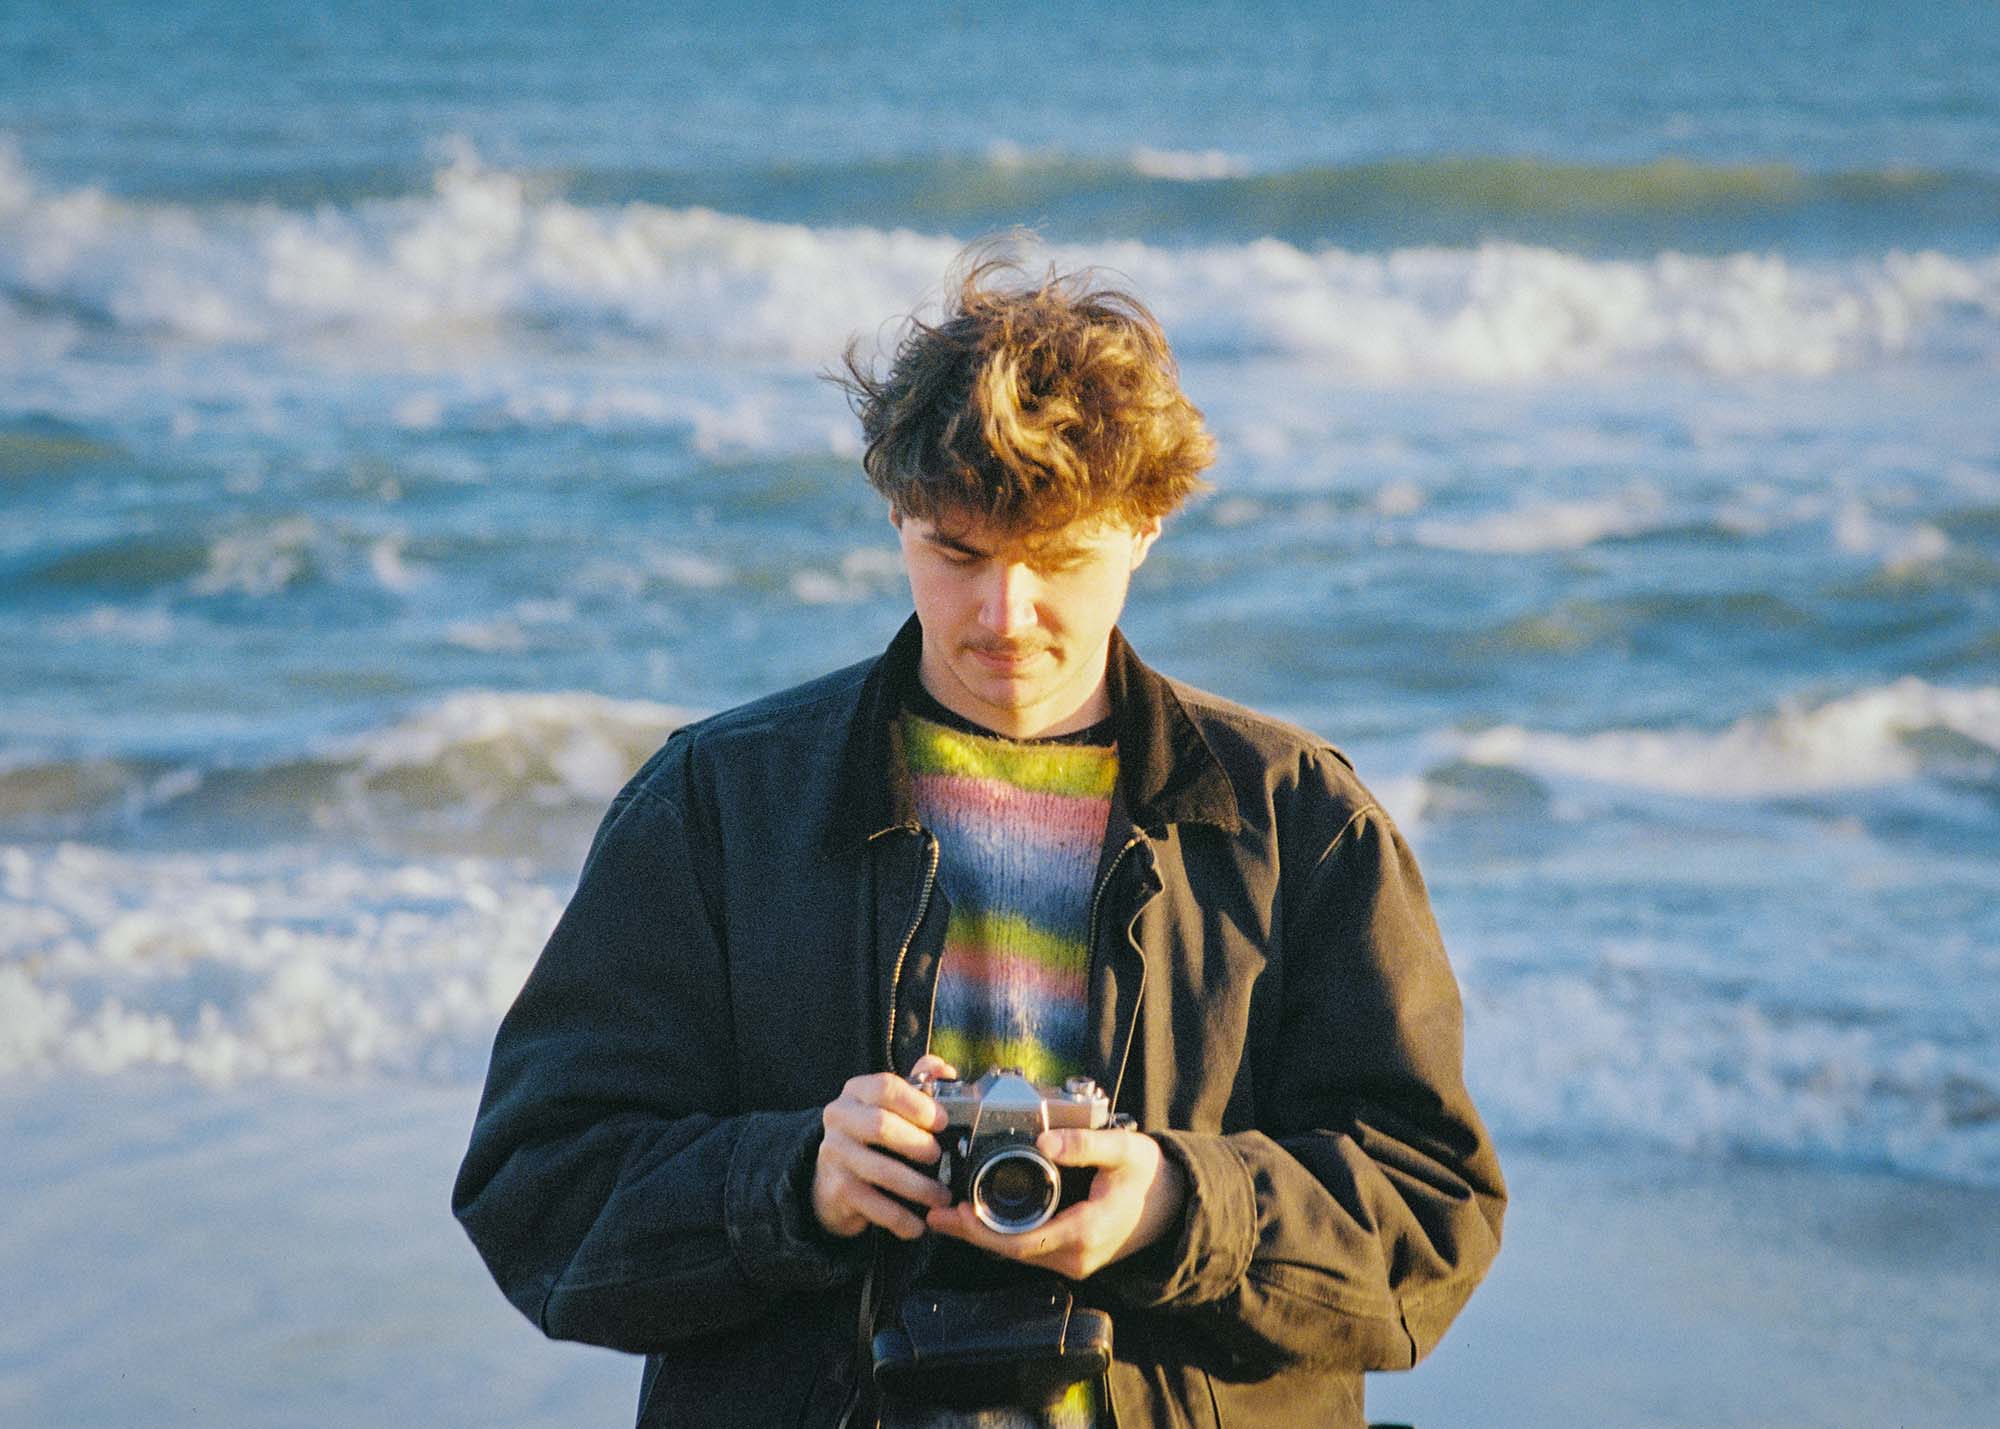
[2,0,1997,1186]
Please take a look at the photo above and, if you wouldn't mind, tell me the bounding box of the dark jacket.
[453,618,1505,1427]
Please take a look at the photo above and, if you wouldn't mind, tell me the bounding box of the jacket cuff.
[723,1108,870,1294]
[1100,1130,1257,1308]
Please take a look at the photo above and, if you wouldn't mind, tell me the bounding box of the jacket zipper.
[879,827,940,1073]
[1085,834,1148,1113]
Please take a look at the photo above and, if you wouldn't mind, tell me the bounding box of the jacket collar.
[823,614,1241,854]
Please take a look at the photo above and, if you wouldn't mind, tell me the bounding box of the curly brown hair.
[834,247,1214,533]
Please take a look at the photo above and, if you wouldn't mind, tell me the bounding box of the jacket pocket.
[1203,1364,1365,1429]
[1105,1357,1218,1428]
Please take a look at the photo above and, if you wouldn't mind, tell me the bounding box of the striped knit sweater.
[902,711,1118,1090]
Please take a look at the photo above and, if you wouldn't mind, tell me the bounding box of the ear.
[888,505,904,530]
[1128,517,1162,570]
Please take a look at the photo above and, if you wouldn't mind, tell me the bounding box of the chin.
[972,685,1043,716]
[956,661,1042,696]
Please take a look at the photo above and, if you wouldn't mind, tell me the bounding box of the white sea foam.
[1129,146,1251,181]
[1455,678,2000,799]
[0,141,953,362]
[1833,497,1954,573]
[0,842,558,1082]
[3,142,1997,382]
[986,141,1252,182]
[321,688,690,816]
[1414,483,1669,553]
[1466,966,2000,1186]
[5,836,1993,1185]
[1110,238,2000,379]
[48,605,177,644]
[176,516,468,602]
[192,517,321,597]
[787,546,907,606]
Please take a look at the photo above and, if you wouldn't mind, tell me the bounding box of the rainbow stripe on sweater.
[902,713,1117,1089]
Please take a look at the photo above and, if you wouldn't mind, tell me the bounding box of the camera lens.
[969,1147,1061,1234]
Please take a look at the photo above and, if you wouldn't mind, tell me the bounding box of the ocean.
[2,2,1998,1422]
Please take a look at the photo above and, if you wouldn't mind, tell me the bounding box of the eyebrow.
[926,530,990,557]
[926,530,1090,565]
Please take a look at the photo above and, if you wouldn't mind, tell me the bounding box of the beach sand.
[4,1080,1995,1429]
[1365,1146,2000,1428]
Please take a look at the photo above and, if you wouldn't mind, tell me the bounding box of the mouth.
[966,644,1047,674]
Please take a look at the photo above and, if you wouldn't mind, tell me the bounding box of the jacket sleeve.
[1099,796,1505,1375]
[450,741,867,1354]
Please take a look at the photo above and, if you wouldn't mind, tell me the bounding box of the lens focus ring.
[968,1147,1062,1234]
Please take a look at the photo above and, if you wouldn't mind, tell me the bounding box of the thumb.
[1040,1127,1148,1169]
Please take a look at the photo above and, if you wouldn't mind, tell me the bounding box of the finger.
[926,1202,1035,1258]
[910,1052,960,1081]
[838,1176,934,1241]
[828,1100,944,1160]
[930,1212,1096,1279]
[852,1072,951,1132]
[840,1145,953,1210]
[818,1143,947,1237]
[820,1120,947,1194]
[885,1077,951,1131]
[1038,1127,1145,1169]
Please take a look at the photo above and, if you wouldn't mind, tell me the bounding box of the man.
[453,254,1505,1428]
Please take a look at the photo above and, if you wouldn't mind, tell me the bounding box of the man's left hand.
[924,1129,1186,1281]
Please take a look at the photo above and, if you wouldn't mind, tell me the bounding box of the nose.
[979,561,1040,638]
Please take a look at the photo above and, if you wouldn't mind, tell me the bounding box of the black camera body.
[915,1067,1131,1234]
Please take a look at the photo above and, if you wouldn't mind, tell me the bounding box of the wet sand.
[4,1081,1996,1428]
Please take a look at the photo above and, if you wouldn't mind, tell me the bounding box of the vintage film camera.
[916,1066,1135,1233]
[871,1068,1135,1410]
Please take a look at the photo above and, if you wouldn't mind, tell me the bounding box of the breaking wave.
[0,842,559,1084]
[0,690,690,854]
[1466,967,2000,1188]
[1444,678,2000,801]
[4,142,1997,381]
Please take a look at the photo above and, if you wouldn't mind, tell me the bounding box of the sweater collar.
[825,614,1241,853]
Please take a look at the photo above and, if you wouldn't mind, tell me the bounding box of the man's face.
[893,507,1161,739]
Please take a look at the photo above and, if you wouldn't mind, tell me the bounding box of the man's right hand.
[811,1053,958,1240]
